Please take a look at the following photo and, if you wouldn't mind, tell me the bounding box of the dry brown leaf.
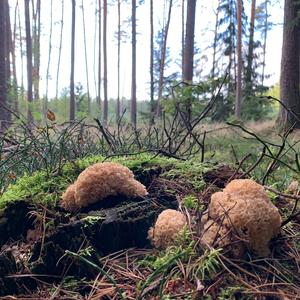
[47,109,56,122]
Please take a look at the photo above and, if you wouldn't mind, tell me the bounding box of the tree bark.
[70,0,76,121]
[117,0,121,121]
[18,2,25,102]
[98,0,102,114]
[25,0,33,123]
[131,0,137,128]
[278,0,300,128]
[45,0,53,113]
[82,0,91,115]
[235,0,242,119]
[0,0,8,131]
[212,0,220,79]
[32,0,41,103]
[56,0,64,99]
[181,0,185,77]
[245,0,256,88]
[261,0,269,87]
[103,0,108,126]
[12,1,19,114]
[156,0,173,118]
[149,0,154,124]
[183,0,196,82]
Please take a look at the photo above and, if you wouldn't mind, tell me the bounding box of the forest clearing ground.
[0,120,299,299]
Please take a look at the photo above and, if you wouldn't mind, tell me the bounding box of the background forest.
[0,0,293,129]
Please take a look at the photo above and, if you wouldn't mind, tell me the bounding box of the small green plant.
[218,287,243,300]
[196,248,222,280]
[182,195,198,209]
[140,226,195,270]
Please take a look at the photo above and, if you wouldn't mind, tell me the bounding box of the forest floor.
[0,119,299,299]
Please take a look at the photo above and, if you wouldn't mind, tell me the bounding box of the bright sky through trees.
[14,0,283,100]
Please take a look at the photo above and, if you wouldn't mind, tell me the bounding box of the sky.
[13,0,284,101]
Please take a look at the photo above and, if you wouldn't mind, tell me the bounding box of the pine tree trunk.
[149,0,154,125]
[18,2,25,102]
[45,0,53,113]
[183,0,196,82]
[131,0,137,128]
[278,0,300,128]
[117,0,121,121]
[183,0,196,122]
[0,0,8,131]
[98,0,102,114]
[103,0,108,126]
[261,0,268,87]
[245,0,256,88]
[70,0,76,121]
[212,0,220,79]
[235,0,242,119]
[181,0,185,77]
[82,0,91,115]
[56,0,64,100]
[5,0,12,125]
[156,0,173,118]
[12,1,19,114]
[32,0,41,103]
[25,0,33,124]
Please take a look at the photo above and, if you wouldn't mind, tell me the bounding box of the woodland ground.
[0,119,299,300]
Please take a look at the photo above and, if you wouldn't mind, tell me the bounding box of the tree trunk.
[81,0,91,116]
[12,1,19,114]
[261,0,268,87]
[156,0,173,118]
[149,0,154,124]
[25,0,33,124]
[245,0,256,88]
[116,0,121,121]
[18,2,25,102]
[70,0,76,121]
[98,0,102,115]
[181,0,185,77]
[32,0,41,103]
[183,0,196,122]
[103,0,108,126]
[183,0,196,82]
[5,0,12,125]
[45,0,53,113]
[0,0,8,131]
[278,0,300,128]
[131,0,137,128]
[235,0,242,119]
[56,0,64,99]
[212,0,220,79]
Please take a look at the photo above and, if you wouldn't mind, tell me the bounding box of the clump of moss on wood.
[161,160,213,191]
[0,153,213,209]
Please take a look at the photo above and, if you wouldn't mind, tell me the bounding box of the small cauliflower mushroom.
[61,162,148,212]
[148,209,187,249]
[200,179,282,257]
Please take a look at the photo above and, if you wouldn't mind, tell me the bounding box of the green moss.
[82,215,105,227]
[162,160,212,191]
[0,171,71,209]
[182,195,198,209]
[0,152,212,209]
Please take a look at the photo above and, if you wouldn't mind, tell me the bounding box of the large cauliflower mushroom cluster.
[61,162,148,212]
[200,179,282,257]
[148,209,187,249]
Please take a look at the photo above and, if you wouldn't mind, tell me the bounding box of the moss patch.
[0,153,214,209]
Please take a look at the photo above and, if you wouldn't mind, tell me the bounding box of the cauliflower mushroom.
[200,179,282,257]
[61,162,148,211]
[148,209,187,249]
